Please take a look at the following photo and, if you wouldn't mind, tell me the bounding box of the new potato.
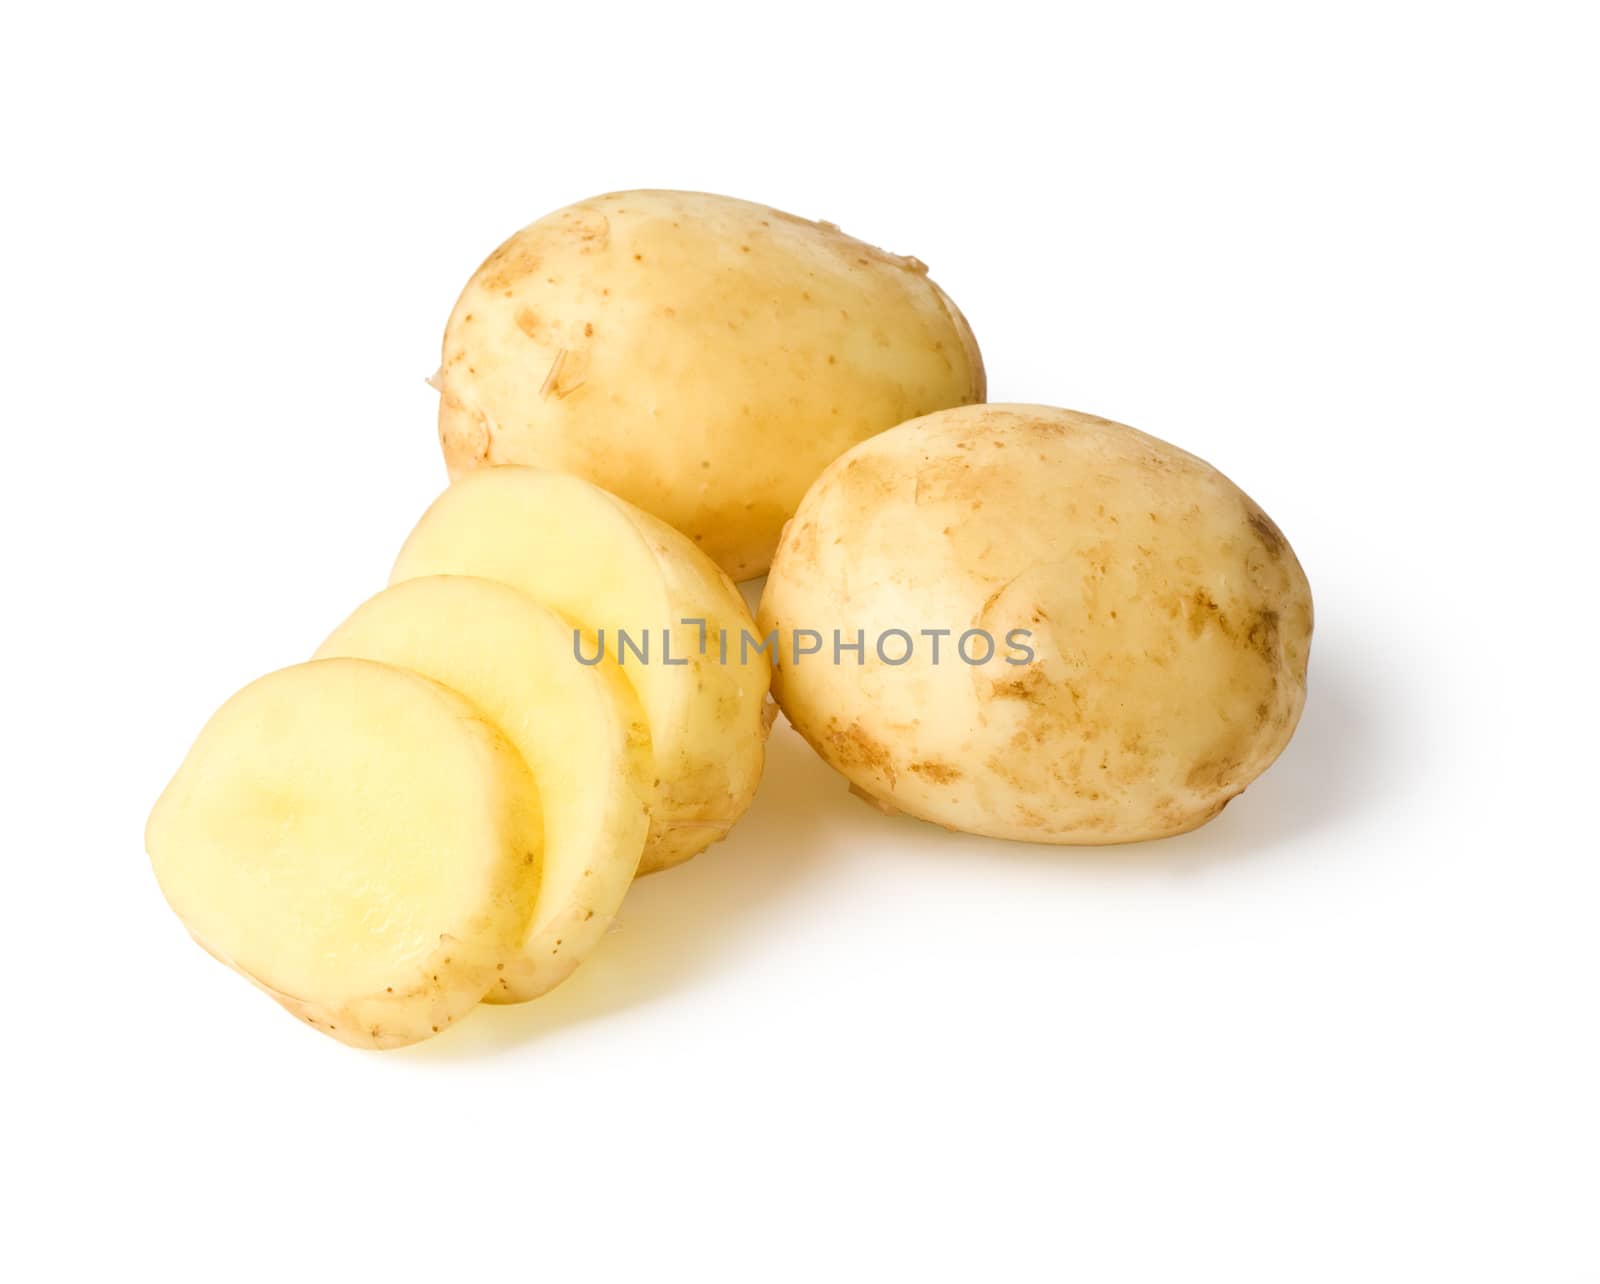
[433,189,985,579]
[758,404,1314,843]
[391,465,771,872]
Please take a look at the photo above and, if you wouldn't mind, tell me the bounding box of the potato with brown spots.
[433,189,985,580]
[758,404,1313,844]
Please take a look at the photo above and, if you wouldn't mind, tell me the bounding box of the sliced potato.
[316,576,652,1002]
[391,465,770,872]
[146,658,542,1048]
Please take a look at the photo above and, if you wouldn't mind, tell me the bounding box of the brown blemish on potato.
[1246,609,1280,662]
[479,239,540,291]
[826,720,896,786]
[787,518,819,562]
[514,307,545,340]
[909,760,963,784]
[439,400,492,467]
[559,209,610,252]
[1186,757,1235,790]
[1186,590,1228,639]
[989,667,1048,701]
[1246,506,1287,557]
[1014,803,1051,829]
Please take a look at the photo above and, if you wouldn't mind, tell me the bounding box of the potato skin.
[606,498,772,871]
[435,190,985,580]
[758,405,1313,844]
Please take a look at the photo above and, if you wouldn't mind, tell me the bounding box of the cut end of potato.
[391,465,770,875]
[316,576,652,1004]
[146,658,543,1048]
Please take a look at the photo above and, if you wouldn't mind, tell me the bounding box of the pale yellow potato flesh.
[391,466,771,872]
[145,659,542,1047]
[316,576,652,1002]
[758,404,1314,844]
[434,189,986,580]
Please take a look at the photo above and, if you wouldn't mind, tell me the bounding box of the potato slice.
[316,576,651,1002]
[146,658,542,1048]
[391,466,770,872]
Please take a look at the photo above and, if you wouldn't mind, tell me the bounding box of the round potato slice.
[433,188,986,579]
[145,658,542,1048]
[759,404,1314,845]
[316,576,652,1002]
[391,465,770,873]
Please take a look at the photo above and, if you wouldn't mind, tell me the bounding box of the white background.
[5,3,1596,1280]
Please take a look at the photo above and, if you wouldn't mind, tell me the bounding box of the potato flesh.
[145,659,542,1047]
[391,466,770,872]
[316,576,651,1002]
[435,189,986,579]
[758,404,1314,844]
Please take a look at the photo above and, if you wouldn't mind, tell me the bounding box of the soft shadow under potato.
[398,720,846,1060]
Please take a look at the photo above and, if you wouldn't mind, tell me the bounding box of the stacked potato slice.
[147,468,771,1048]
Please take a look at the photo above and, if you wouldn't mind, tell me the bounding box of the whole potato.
[433,190,985,580]
[757,405,1313,844]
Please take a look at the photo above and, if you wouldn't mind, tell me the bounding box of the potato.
[758,404,1313,844]
[391,465,770,872]
[315,576,652,1002]
[145,659,542,1048]
[433,189,985,579]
